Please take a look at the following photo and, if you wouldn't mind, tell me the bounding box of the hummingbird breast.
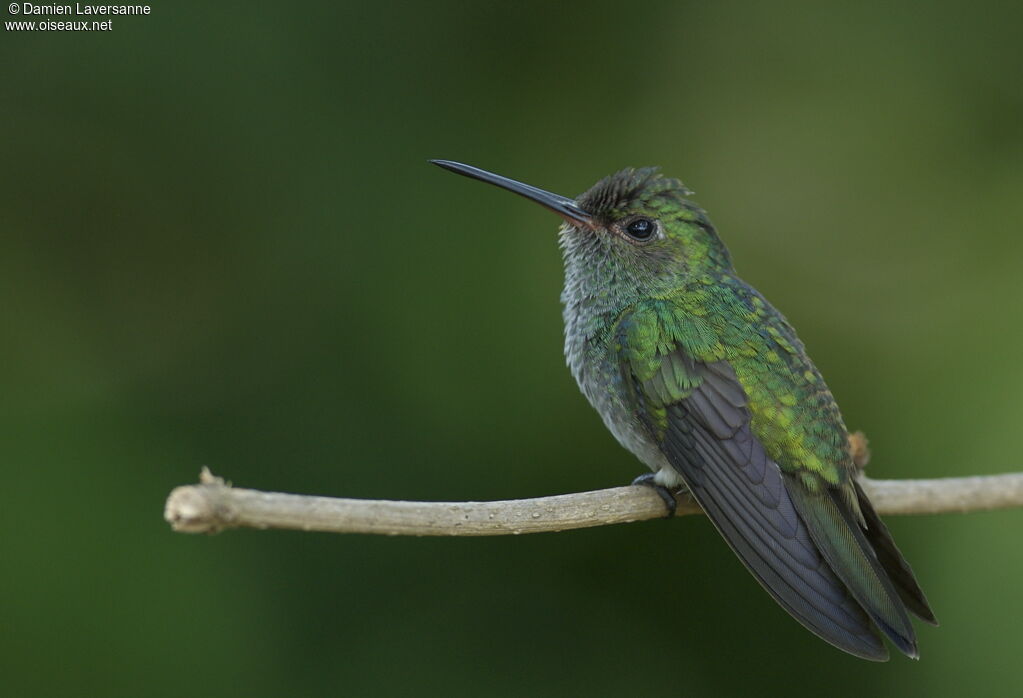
[561,281,674,479]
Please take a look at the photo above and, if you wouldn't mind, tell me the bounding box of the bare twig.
[164,467,1023,537]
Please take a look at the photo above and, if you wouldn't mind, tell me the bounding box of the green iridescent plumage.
[618,275,850,488]
[433,160,936,661]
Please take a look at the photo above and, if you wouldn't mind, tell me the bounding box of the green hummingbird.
[432,160,937,660]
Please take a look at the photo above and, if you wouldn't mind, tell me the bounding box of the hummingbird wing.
[617,313,917,660]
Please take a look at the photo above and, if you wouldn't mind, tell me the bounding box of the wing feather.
[614,295,933,659]
[663,400,889,658]
[622,336,912,659]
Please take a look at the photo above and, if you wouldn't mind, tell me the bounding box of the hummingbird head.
[431,160,733,301]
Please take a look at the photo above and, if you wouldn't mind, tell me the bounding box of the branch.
[164,468,1023,537]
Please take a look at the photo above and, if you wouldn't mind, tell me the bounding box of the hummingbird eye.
[624,217,656,241]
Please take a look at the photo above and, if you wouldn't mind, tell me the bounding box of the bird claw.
[631,472,679,518]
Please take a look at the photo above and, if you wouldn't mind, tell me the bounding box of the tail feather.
[853,480,938,625]
[784,476,919,658]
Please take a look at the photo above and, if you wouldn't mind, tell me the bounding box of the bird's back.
[699,274,854,490]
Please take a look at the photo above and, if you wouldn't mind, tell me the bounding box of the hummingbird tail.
[785,478,922,658]
[852,480,938,625]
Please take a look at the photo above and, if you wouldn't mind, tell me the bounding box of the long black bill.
[431,160,593,226]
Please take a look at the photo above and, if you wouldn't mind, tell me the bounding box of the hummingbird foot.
[631,472,680,518]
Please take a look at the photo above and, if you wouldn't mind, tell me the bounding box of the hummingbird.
[432,159,936,660]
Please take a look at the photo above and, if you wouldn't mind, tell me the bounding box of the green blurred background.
[3,1,1022,695]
